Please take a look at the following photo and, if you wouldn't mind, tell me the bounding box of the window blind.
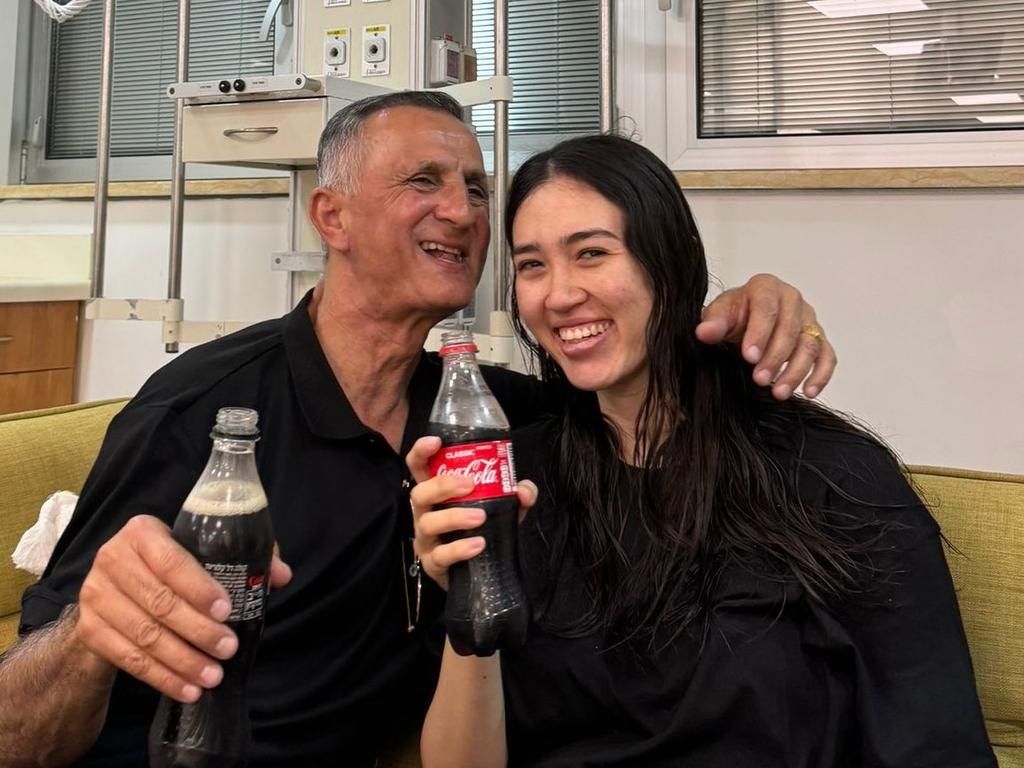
[471,0,601,135]
[698,0,1024,138]
[47,0,275,159]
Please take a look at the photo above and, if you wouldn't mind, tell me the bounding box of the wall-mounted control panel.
[301,0,469,90]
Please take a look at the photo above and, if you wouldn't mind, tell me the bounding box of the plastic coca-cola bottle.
[427,330,528,657]
[149,407,274,768]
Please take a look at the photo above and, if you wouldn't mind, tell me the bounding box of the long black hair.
[506,134,896,649]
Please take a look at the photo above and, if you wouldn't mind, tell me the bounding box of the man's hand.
[697,273,837,400]
[74,515,292,703]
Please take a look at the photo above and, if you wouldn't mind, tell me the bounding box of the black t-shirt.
[19,292,546,767]
[504,419,995,768]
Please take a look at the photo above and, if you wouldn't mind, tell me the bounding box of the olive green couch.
[0,398,129,652]
[0,400,1021,766]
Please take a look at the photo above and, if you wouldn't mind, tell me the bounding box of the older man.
[0,91,834,766]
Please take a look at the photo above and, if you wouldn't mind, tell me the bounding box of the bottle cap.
[212,407,260,440]
[439,343,478,356]
[439,330,477,357]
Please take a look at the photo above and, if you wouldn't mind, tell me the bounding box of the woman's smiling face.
[512,176,654,404]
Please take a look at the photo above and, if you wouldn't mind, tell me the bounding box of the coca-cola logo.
[428,439,517,502]
[434,457,500,486]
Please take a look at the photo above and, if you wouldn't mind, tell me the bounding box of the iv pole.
[88,0,114,300]
[165,0,190,353]
[85,0,186,343]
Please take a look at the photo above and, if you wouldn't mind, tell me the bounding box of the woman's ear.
[309,187,350,253]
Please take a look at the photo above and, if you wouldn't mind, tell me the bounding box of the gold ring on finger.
[801,323,825,341]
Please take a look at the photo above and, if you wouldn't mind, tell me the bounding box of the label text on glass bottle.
[428,440,517,502]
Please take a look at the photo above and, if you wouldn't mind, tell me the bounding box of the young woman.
[407,135,994,768]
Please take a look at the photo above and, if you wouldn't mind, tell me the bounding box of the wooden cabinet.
[0,301,79,415]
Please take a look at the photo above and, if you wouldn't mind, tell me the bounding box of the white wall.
[0,196,289,401]
[2,188,1020,474]
[689,188,1024,475]
[612,0,1022,473]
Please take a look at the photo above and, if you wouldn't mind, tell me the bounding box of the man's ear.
[309,187,350,253]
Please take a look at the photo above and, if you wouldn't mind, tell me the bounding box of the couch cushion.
[0,399,128,628]
[0,422,1015,768]
[908,465,1024,755]
[0,614,18,656]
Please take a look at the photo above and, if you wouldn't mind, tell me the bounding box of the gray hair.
[316,91,465,194]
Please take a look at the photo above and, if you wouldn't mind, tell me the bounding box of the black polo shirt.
[20,291,546,767]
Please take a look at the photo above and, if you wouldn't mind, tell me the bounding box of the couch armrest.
[0,399,128,652]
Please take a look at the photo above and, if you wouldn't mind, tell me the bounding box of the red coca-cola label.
[428,439,517,502]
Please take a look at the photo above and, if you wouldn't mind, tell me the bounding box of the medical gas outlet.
[324,28,351,78]
[362,25,391,77]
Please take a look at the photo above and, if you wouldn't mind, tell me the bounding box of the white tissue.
[11,491,78,577]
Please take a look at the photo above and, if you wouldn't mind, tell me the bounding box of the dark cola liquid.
[148,505,274,768]
[428,422,528,657]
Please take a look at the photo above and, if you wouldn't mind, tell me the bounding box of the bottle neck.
[442,351,480,368]
[202,437,260,483]
[183,420,267,516]
[212,436,257,454]
[441,352,489,389]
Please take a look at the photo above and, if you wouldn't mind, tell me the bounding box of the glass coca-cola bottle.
[427,330,528,657]
[149,407,274,768]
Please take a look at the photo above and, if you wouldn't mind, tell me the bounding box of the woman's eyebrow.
[562,229,620,247]
[512,229,621,257]
[512,242,539,257]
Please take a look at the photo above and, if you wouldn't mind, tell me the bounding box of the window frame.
[662,0,1024,172]
[12,1,291,185]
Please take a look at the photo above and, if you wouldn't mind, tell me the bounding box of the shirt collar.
[283,290,441,443]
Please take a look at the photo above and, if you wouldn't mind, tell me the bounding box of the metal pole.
[491,0,509,315]
[166,0,190,353]
[90,0,115,297]
[599,0,615,132]
[286,171,298,307]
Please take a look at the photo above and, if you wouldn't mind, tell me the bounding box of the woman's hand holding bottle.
[406,435,538,592]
